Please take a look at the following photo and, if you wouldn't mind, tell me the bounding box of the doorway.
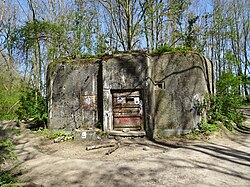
[112,90,143,131]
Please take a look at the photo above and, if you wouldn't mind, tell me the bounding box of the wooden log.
[106,143,120,155]
[86,143,116,151]
[7,182,44,187]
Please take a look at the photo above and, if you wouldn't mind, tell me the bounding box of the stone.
[143,146,150,151]
[114,136,122,141]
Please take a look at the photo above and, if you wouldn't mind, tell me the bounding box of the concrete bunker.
[47,52,214,138]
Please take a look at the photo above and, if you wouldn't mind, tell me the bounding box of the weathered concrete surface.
[150,53,214,137]
[102,54,148,132]
[47,52,214,137]
[47,58,100,131]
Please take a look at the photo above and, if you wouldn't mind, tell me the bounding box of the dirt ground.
[2,107,250,187]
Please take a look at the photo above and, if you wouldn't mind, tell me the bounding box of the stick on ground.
[86,143,116,151]
[106,143,120,155]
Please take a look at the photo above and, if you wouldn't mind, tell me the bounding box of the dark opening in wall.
[155,82,165,90]
[126,97,134,102]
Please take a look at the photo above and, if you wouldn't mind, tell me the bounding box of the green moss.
[151,45,199,55]
[50,131,73,139]
[48,55,100,73]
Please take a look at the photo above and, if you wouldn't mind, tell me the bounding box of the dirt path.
[11,108,250,187]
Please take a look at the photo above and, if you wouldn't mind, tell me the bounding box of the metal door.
[112,90,143,131]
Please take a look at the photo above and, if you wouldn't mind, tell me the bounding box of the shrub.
[0,69,22,120]
[208,72,244,130]
[50,131,73,139]
[0,172,19,187]
[153,45,192,54]
[16,88,47,128]
[0,140,16,163]
[200,122,219,133]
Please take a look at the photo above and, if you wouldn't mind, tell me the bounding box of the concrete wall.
[47,59,100,131]
[150,53,214,137]
[47,52,214,137]
[102,54,148,131]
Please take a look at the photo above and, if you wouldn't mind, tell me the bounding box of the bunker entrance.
[112,90,143,131]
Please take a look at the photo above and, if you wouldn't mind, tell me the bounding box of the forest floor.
[1,107,250,187]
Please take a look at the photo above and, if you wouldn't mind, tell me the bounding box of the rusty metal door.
[112,90,143,131]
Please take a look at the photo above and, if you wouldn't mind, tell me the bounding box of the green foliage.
[0,68,22,120]
[35,128,50,136]
[0,134,20,186]
[16,88,47,128]
[80,53,97,59]
[50,131,73,139]
[153,45,192,54]
[185,122,219,139]
[223,121,235,131]
[0,172,19,187]
[199,122,219,134]
[184,16,199,48]
[13,20,63,50]
[209,72,244,130]
[0,140,16,162]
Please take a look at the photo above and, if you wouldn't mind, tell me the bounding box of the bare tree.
[98,0,148,51]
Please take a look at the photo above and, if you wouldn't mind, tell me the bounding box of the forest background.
[0,0,249,127]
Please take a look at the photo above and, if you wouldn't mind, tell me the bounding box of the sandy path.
[13,108,250,187]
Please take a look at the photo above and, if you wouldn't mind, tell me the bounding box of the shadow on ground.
[3,107,250,186]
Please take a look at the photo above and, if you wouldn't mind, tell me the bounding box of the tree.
[142,0,169,52]
[0,0,5,27]
[166,0,191,46]
[183,14,199,48]
[98,0,148,51]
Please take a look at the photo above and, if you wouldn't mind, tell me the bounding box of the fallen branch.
[7,100,20,114]
[106,143,120,155]
[86,143,116,151]
[7,182,44,187]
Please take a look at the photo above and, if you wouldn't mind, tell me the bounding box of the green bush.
[0,172,19,187]
[200,122,219,133]
[0,140,19,186]
[50,131,73,139]
[16,88,47,128]
[186,122,219,138]
[0,140,16,163]
[208,72,244,130]
[153,45,192,54]
[0,69,22,120]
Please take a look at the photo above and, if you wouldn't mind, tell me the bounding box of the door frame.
[111,89,144,131]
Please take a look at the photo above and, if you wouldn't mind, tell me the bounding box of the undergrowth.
[0,141,17,164]
[34,129,73,140]
[0,172,19,187]
[199,122,219,134]
[16,87,47,130]
[184,122,220,139]
[50,131,73,139]
[208,73,245,131]
[0,139,19,186]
